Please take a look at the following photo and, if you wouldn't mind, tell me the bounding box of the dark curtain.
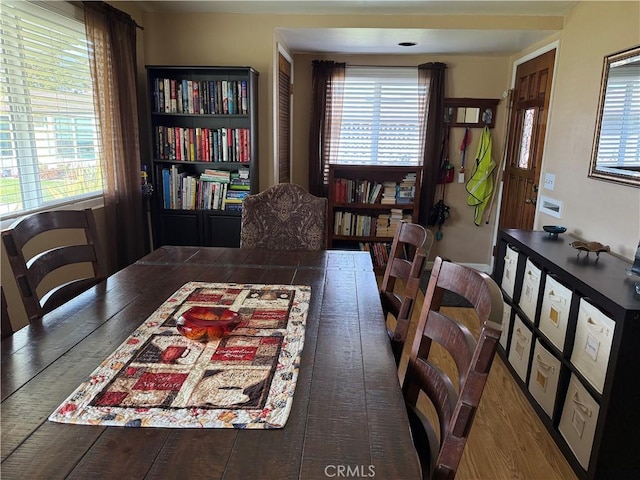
[417,62,447,226]
[308,60,345,196]
[84,2,147,272]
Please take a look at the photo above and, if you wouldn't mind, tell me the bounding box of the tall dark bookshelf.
[145,65,259,247]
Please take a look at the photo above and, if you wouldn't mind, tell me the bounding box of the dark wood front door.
[498,49,555,231]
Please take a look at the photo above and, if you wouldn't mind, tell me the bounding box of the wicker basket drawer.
[499,301,512,350]
[528,339,561,419]
[559,374,600,470]
[520,258,542,322]
[501,244,519,299]
[539,276,572,351]
[508,315,533,382]
[570,298,615,394]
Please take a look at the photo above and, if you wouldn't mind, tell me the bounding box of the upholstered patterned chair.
[240,183,328,250]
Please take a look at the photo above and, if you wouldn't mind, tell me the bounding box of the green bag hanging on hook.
[466,126,496,226]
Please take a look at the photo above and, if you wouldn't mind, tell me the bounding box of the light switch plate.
[544,173,556,191]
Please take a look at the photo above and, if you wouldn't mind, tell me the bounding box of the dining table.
[1,246,421,479]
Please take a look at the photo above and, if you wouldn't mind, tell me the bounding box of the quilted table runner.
[49,282,311,429]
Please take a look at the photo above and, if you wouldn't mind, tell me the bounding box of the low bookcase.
[327,164,422,273]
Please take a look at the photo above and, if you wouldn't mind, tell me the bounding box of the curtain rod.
[347,64,418,68]
[346,64,447,69]
[76,1,144,30]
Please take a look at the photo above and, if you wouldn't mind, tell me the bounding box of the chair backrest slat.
[27,245,99,288]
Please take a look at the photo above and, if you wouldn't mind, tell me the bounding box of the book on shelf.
[229,182,250,191]
[226,190,249,199]
[162,168,171,209]
[163,78,170,112]
[241,80,248,114]
[397,186,415,198]
[380,181,398,204]
[200,169,231,183]
[222,80,228,114]
[225,203,243,212]
[154,78,162,113]
[368,183,383,203]
[176,81,183,113]
[227,82,235,115]
[170,79,177,113]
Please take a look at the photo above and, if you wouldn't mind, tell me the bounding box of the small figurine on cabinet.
[570,240,610,258]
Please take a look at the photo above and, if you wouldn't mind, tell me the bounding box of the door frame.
[274,43,293,184]
[490,40,560,270]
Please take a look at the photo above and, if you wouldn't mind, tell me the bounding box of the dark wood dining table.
[1,246,421,480]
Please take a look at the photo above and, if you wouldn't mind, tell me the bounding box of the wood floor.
[393,287,577,480]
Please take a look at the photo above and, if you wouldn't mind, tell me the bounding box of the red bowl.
[176,306,241,342]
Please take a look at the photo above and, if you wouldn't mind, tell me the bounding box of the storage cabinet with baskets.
[493,229,640,479]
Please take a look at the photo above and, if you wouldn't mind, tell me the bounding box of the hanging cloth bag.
[465,126,496,226]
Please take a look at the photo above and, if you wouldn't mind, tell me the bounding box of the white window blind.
[597,59,640,168]
[0,1,103,218]
[334,66,424,166]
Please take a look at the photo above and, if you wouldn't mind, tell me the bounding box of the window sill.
[0,196,105,231]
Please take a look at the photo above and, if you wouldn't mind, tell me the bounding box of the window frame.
[0,0,105,222]
[331,66,424,167]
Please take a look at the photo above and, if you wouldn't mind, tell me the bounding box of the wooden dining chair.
[1,286,13,339]
[1,208,107,323]
[240,183,328,250]
[403,256,503,480]
[380,221,433,366]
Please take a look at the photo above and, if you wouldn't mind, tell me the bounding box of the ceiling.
[126,1,579,55]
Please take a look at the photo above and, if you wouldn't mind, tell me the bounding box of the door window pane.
[518,108,536,169]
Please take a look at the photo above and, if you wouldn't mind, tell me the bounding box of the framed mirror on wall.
[589,45,640,187]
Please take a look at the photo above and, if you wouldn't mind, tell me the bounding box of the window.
[0,1,103,218]
[334,66,424,166]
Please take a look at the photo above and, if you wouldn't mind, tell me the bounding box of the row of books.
[332,175,417,205]
[154,126,250,163]
[152,78,248,115]
[359,242,392,268]
[332,178,384,204]
[161,167,250,211]
[333,209,411,237]
[334,212,376,237]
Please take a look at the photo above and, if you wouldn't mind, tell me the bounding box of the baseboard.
[424,260,492,274]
